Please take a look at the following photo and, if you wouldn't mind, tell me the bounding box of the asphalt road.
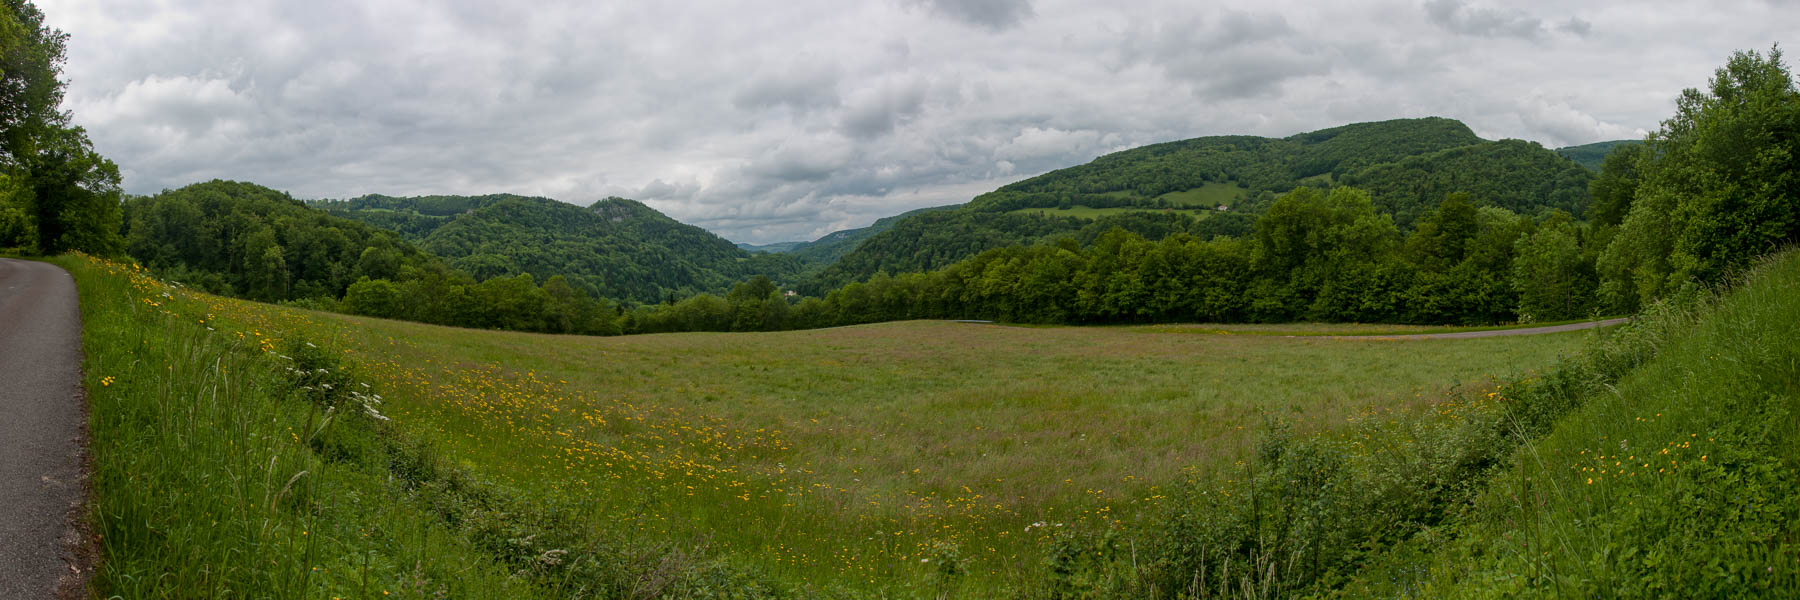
[0,258,87,599]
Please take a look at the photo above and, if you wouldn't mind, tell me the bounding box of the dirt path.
[1319,317,1631,340]
[0,258,89,598]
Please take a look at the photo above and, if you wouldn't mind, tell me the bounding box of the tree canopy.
[0,0,123,255]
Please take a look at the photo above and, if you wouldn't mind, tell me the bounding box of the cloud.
[1422,0,1591,40]
[838,80,929,139]
[1125,11,1330,100]
[996,127,1101,162]
[1557,17,1593,37]
[39,0,1800,243]
[732,60,842,113]
[1516,96,1647,146]
[906,0,1034,31]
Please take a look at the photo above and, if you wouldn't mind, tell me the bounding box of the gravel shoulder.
[0,258,90,599]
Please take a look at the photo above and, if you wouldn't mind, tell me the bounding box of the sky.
[43,0,1796,244]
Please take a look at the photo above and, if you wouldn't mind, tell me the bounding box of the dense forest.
[815,118,1593,286]
[318,193,803,302]
[311,193,527,238]
[805,209,1257,292]
[122,181,630,335]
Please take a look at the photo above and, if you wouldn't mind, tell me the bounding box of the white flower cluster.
[349,390,389,421]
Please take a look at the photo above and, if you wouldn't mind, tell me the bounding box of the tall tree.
[0,0,123,255]
[1600,46,1800,308]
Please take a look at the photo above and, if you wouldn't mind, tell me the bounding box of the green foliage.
[811,209,1251,292]
[123,180,437,301]
[778,204,958,268]
[328,193,803,303]
[1340,138,1594,228]
[1511,211,1599,322]
[1554,139,1642,171]
[122,180,626,336]
[0,0,124,256]
[1347,250,1800,598]
[969,118,1482,214]
[829,119,1588,285]
[0,173,36,249]
[311,193,526,238]
[637,186,1611,334]
[1587,141,1646,227]
[1601,46,1800,310]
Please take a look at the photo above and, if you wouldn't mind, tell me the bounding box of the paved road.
[0,258,88,599]
[1322,317,1631,340]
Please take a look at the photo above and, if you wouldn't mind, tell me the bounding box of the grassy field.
[183,285,1587,592]
[1154,182,1251,207]
[1003,182,1249,219]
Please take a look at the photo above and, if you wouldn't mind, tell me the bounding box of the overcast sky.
[44,0,1795,244]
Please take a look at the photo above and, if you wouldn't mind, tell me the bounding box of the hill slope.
[1555,139,1643,171]
[310,193,530,239]
[122,180,449,301]
[817,118,1591,288]
[410,195,799,303]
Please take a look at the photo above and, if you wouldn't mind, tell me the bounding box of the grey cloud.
[907,0,1034,31]
[838,81,928,139]
[1422,0,1567,40]
[1557,17,1593,37]
[732,61,842,113]
[746,142,853,183]
[1130,12,1329,100]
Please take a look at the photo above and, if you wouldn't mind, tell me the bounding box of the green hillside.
[785,205,958,266]
[818,118,1590,288]
[414,195,801,303]
[1556,139,1643,170]
[807,209,1255,292]
[736,205,958,266]
[122,180,448,301]
[736,240,804,253]
[309,193,530,238]
[1339,138,1594,227]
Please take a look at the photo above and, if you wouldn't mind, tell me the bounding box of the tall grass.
[56,253,789,599]
[1024,250,1800,598]
[1350,251,1800,597]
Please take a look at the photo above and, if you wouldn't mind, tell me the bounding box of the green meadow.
[61,251,1593,596]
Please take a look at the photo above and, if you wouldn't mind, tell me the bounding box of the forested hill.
[970,117,1485,213]
[812,117,1594,289]
[408,195,800,303]
[1554,139,1643,171]
[309,193,531,239]
[122,180,451,301]
[743,205,958,265]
